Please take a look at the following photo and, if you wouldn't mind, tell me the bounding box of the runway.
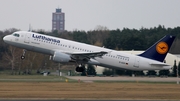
[0,99,176,101]
[66,76,180,83]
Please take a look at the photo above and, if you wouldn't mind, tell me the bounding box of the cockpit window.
[12,33,20,37]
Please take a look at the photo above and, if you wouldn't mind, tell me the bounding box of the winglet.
[138,35,175,62]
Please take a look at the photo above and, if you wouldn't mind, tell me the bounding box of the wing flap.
[52,49,108,62]
[67,51,108,61]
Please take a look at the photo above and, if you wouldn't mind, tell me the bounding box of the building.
[52,8,65,32]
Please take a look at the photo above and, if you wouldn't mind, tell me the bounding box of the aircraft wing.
[66,51,108,61]
[71,51,107,57]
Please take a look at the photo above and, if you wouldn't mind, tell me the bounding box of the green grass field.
[0,74,75,82]
[0,74,88,83]
[0,75,179,100]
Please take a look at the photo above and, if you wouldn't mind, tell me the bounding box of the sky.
[0,0,180,31]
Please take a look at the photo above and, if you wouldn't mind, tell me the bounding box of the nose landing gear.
[21,49,26,60]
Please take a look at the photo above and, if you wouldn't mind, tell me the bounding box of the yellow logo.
[156,42,168,54]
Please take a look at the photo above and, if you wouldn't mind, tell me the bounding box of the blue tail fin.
[139,35,175,62]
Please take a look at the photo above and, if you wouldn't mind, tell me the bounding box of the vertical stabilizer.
[139,35,175,62]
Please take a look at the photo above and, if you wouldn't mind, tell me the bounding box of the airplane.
[3,31,175,72]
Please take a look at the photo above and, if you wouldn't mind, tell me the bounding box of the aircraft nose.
[3,35,10,43]
[3,36,7,41]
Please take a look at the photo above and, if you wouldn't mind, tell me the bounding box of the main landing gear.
[21,49,26,60]
[75,65,85,72]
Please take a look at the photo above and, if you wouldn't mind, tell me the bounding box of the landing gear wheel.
[21,49,26,60]
[80,67,84,72]
[21,56,25,60]
[76,66,84,72]
[76,66,80,72]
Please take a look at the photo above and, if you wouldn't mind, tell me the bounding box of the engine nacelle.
[53,51,71,63]
[87,59,100,65]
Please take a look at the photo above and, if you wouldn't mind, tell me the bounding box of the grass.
[0,75,179,99]
[0,74,78,82]
[0,82,179,100]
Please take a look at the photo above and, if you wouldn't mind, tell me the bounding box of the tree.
[3,46,21,74]
[159,70,170,76]
[178,62,180,76]
[134,71,144,76]
[22,52,38,75]
[159,60,170,76]
[115,69,125,75]
[173,60,177,77]
[125,70,133,76]
[147,70,157,76]
[103,68,113,76]
[87,26,109,46]
[73,31,89,44]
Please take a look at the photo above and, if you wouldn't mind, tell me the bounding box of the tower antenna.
[28,24,32,32]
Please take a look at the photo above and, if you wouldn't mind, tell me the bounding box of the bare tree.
[88,25,110,46]
[3,46,21,74]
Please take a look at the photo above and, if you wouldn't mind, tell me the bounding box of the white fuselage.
[3,31,171,70]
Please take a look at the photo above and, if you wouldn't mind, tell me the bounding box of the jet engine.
[53,51,71,63]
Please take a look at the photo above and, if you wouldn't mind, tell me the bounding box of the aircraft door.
[24,33,31,44]
[134,56,139,68]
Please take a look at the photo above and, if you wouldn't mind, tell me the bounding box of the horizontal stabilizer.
[149,62,170,66]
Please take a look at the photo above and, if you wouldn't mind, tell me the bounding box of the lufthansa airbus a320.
[3,31,175,72]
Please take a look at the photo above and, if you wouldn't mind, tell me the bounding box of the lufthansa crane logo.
[156,42,168,54]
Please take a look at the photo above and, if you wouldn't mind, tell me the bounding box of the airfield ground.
[0,82,180,100]
[0,75,180,100]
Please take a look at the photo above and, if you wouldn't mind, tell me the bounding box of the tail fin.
[139,35,175,62]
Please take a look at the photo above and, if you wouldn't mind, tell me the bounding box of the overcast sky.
[0,0,180,31]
